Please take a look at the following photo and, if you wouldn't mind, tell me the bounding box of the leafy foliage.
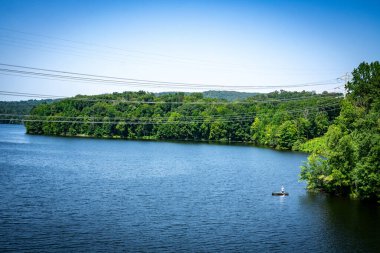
[156,90,259,101]
[25,90,341,150]
[300,62,380,202]
[202,90,259,101]
[0,99,54,124]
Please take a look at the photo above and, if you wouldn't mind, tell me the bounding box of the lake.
[0,124,379,252]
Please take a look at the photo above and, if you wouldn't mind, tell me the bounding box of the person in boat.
[281,185,285,194]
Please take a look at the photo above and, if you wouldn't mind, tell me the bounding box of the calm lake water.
[0,124,379,252]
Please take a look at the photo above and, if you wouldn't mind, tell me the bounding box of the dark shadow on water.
[26,131,304,154]
[10,123,304,154]
[299,193,380,253]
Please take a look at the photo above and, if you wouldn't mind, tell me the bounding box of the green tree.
[276,120,298,149]
[346,61,380,110]
[301,62,380,202]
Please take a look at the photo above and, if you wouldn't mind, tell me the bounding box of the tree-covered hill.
[202,90,259,101]
[156,90,259,101]
[2,90,258,124]
[300,61,380,202]
[0,99,54,124]
[23,90,342,150]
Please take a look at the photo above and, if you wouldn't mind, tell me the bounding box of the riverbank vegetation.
[300,61,380,202]
[23,90,341,150]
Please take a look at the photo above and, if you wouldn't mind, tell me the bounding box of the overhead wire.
[0,27,352,76]
[0,36,347,75]
[0,27,223,64]
[0,70,342,91]
[0,38,187,68]
[1,108,341,125]
[1,27,346,73]
[0,90,66,99]
[0,102,341,125]
[0,89,343,104]
[0,33,263,73]
[0,63,344,90]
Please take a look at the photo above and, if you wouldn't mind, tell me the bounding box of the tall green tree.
[300,61,380,202]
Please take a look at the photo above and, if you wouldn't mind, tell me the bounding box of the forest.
[23,90,341,151]
[300,61,380,202]
[0,99,54,124]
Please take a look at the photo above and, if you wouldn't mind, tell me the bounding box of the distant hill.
[156,90,259,101]
[0,90,334,124]
[202,90,259,101]
[0,99,54,124]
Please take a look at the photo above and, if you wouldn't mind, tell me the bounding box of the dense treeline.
[0,99,54,124]
[156,90,259,101]
[300,61,380,202]
[25,90,341,150]
[202,90,259,101]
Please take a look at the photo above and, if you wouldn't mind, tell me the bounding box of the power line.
[2,110,341,125]
[0,90,66,99]
[0,27,348,73]
[0,27,221,64]
[0,103,341,125]
[0,38,199,69]
[0,63,343,90]
[0,36,347,75]
[0,90,343,104]
[0,37,229,71]
[2,28,275,73]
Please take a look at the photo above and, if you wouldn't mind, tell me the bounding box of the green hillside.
[202,90,259,101]
[24,90,341,150]
[0,99,54,124]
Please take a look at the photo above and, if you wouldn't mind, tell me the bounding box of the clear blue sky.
[0,0,379,100]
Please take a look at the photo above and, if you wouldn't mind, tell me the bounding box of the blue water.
[0,124,379,252]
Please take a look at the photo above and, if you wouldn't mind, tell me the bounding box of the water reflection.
[0,124,31,144]
[299,193,380,253]
[278,195,286,205]
[1,125,378,252]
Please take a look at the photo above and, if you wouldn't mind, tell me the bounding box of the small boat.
[272,192,289,196]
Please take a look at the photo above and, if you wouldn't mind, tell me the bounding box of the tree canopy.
[24,90,341,150]
[300,61,380,202]
[0,99,54,124]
